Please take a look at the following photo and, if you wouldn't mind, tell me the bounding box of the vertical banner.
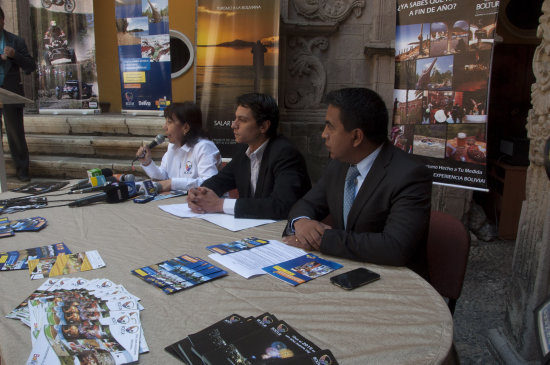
[393,0,500,190]
[30,0,99,113]
[196,0,280,158]
[115,0,171,114]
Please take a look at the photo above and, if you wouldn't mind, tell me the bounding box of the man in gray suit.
[0,7,35,181]
[284,88,432,276]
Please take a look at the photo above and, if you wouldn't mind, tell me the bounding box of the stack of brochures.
[131,254,228,294]
[6,277,148,364]
[165,312,338,364]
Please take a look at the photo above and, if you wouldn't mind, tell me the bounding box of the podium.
[0,88,34,192]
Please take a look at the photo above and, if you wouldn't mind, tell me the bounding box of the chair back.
[427,210,470,314]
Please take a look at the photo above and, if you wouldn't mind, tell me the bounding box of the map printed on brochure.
[131,254,228,294]
[262,254,343,286]
[5,277,149,365]
[27,250,106,279]
[206,237,270,255]
[0,242,71,271]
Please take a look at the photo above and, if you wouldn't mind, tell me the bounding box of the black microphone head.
[101,168,114,177]
[148,134,166,149]
[105,183,129,203]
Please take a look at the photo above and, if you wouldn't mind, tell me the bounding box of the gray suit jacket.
[285,141,432,276]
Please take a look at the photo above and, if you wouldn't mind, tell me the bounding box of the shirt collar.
[355,144,383,178]
[169,142,191,152]
[246,138,269,160]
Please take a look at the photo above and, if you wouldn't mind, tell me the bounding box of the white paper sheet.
[208,240,306,279]
[158,203,276,231]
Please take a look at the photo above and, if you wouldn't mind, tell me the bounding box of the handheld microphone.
[68,184,130,207]
[137,181,162,196]
[133,134,166,162]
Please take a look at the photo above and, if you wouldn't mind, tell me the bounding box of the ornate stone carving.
[292,0,365,23]
[284,37,328,109]
[527,0,550,166]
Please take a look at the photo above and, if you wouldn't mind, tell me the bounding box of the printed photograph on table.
[394,0,499,190]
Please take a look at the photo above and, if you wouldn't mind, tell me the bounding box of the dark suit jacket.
[286,141,432,275]
[202,135,311,220]
[1,30,36,95]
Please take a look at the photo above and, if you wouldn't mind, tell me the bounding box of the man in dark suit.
[283,88,432,275]
[188,93,311,220]
[0,7,35,181]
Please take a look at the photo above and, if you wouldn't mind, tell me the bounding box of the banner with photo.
[196,0,280,158]
[30,0,99,113]
[393,0,500,190]
[115,0,171,113]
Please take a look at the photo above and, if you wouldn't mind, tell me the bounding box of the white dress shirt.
[141,138,221,191]
[222,139,269,215]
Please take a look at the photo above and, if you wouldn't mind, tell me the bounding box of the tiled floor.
[453,236,515,364]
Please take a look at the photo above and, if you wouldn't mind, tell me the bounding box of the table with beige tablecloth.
[0,187,453,364]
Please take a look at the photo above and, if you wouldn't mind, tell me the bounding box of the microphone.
[137,181,162,196]
[113,174,135,182]
[133,134,166,162]
[69,168,114,191]
[68,177,117,194]
[68,184,130,207]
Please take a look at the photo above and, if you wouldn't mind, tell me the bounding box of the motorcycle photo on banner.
[30,0,99,113]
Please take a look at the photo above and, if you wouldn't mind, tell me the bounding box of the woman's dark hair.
[324,88,389,144]
[163,102,207,147]
[236,93,279,138]
[0,7,4,20]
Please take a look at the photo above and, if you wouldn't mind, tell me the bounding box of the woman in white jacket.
[136,102,221,192]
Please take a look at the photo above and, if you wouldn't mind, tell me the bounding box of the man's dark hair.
[163,102,206,147]
[0,7,4,20]
[324,88,389,144]
[236,93,279,138]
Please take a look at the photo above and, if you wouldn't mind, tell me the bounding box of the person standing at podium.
[0,7,35,182]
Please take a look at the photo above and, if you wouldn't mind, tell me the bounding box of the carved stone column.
[488,0,550,362]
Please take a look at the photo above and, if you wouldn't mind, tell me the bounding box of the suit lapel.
[346,142,393,229]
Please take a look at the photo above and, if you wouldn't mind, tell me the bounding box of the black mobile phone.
[330,267,380,290]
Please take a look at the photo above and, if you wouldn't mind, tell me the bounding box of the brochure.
[7,277,148,364]
[10,216,47,231]
[131,254,228,294]
[0,242,71,271]
[28,250,106,279]
[0,217,14,238]
[201,320,322,365]
[0,196,48,214]
[208,240,306,279]
[262,254,343,286]
[206,237,270,255]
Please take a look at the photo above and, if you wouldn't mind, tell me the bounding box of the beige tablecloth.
[0,187,453,364]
